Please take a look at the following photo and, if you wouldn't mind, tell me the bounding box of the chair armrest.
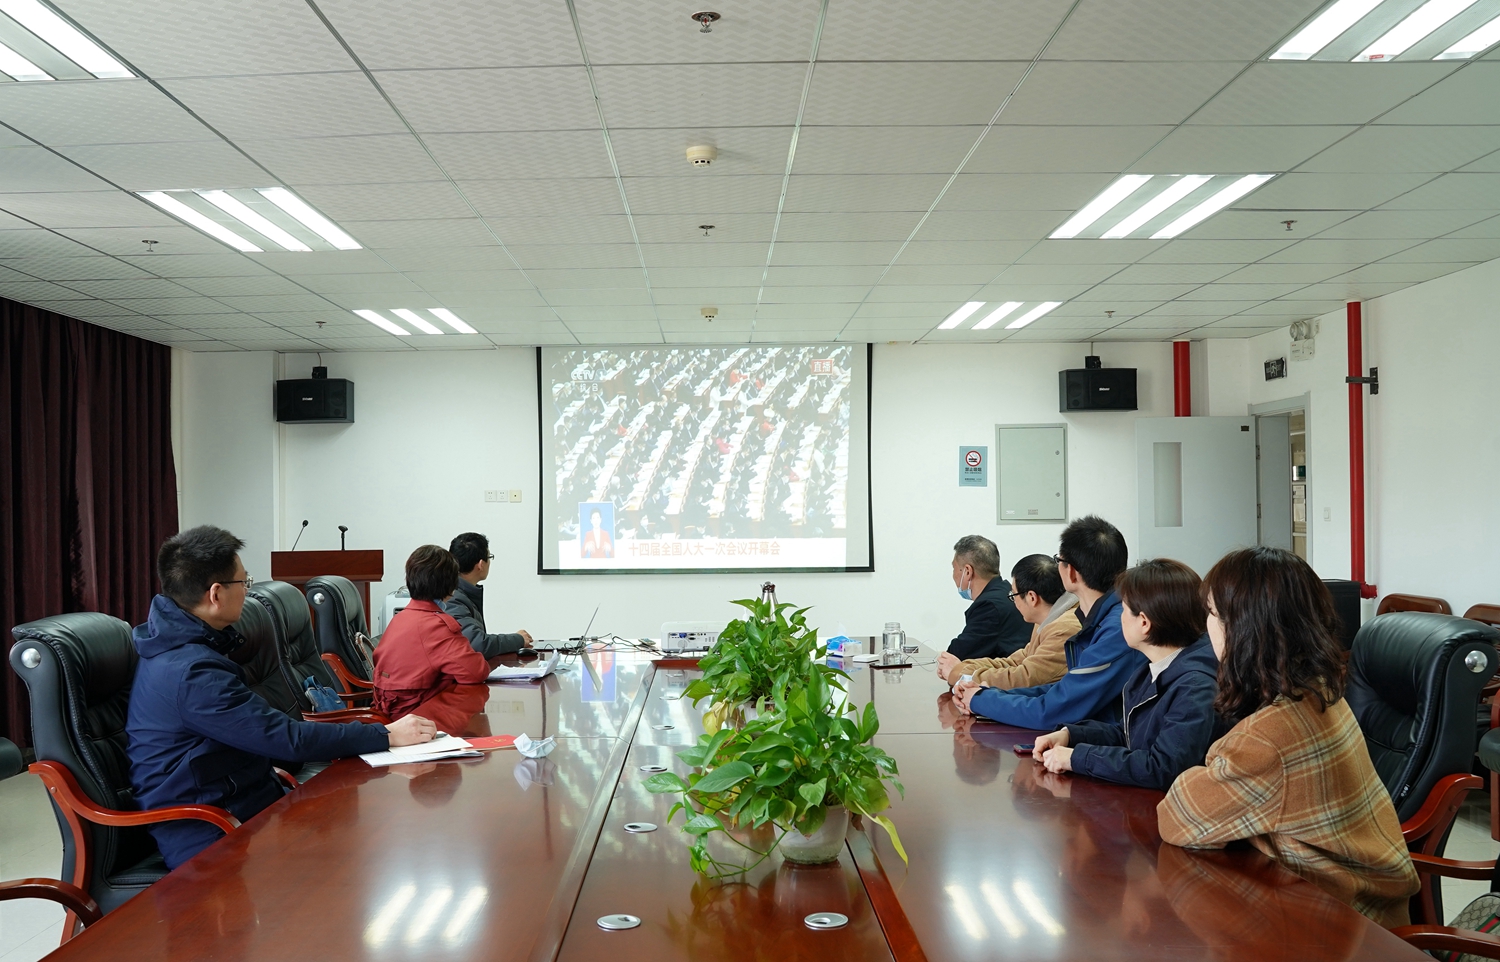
[0,879,101,927]
[30,761,240,834]
[321,653,373,692]
[272,767,298,790]
[305,708,390,725]
[1393,925,1500,959]
[1411,851,1499,881]
[1403,773,1483,846]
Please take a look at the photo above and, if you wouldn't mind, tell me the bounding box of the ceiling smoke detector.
[686,145,718,167]
[701,306,718,322]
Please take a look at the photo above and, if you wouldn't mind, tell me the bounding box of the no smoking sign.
[958,446,988,487]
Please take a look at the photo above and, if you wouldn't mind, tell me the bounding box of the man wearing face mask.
[945,534,1033,663]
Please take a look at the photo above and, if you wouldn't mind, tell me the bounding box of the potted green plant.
[683,597,846,732]
[646,665,906,877]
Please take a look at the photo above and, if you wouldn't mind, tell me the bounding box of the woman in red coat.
[373,545,494,720]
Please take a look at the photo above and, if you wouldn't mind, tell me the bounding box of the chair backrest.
[228,598,305,719]
[1464,604,1500,628]
[304,576,372,681]
[1347,612,1500,821]
[1377,592,1453,616]
[8,614,156,895]
[249,581,341,714]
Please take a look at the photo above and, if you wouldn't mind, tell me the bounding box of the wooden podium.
[270,549,384,619]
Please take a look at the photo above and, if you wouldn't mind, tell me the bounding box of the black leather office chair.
[1346,611,1500,922]
[0,737,23,780]
[251,581,381,721]
[8,615,238,935]
[304,575,376,694]
[230,598,306,718]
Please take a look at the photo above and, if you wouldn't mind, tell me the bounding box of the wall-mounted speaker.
[276,378,354,423]
[1059,368,1137,412]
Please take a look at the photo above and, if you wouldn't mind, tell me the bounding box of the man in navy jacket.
[955,516,1143,730]
[945,534,1032,661]
[127,526,436,869]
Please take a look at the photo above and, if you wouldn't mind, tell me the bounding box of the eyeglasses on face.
[1052,555,1071,567]
[220,575,255,591]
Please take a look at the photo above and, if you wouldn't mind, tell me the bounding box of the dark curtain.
[1,298,178,746]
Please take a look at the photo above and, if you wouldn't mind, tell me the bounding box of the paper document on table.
[488,653,559,682]
[360,735,480,767]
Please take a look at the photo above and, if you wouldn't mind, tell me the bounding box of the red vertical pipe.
[1172,341,1191,417]
[1346,301,1372,596]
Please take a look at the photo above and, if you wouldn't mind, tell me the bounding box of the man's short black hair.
[1057,515,1128,593]
[407,545,460,602]
[1011,554,1065,605]
[952,534,1000,579]
[158,525,244,609]
[449,532,490,574]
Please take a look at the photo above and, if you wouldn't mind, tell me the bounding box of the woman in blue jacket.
[1031,558,1221,792]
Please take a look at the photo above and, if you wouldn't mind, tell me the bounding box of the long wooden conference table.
[45,642,1427,961]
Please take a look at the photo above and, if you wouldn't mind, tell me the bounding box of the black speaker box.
[276,378,354,423]
[1323,579,1363,649]
[1059,368,1137,412]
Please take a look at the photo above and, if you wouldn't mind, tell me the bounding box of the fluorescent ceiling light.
[0,40,50,81]
[938,301,985,330]
[258,188,361,250]
[1435,10,1500,56]
[1005,302,1062,330]
[139,191,262,252]
[1151,174,1274,239]
[1355,0,1478,59]
[0,0,131,77]
[1102,175,1211,238]
[1050,175,1152,239]
[197,190,311,252]
[392,308,444,335]
[1271,0,1384,59]
[429,308,477,334]
[972,302,1023,330]
[354,310,411,336]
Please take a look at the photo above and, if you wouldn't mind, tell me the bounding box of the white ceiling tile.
[576,0,820,64]
[1378,64,1500,125]
[64,0,351,77]
[641,241,766,269]
[417,290,551,309]
[376,247,519,271]
[376,67,599,133]
[1315,209,1490,238]
[1016,239,1163,264]
[526,268,645,289]
[459,178,624,218]
[1140,238,1300,263]
[320,0,581,69]
[754,303,857,320]
[1333,261,1480,282]
[785,174,947,213]
[1,255,149,280]
[488,216,635,246]
[293,182,473,222]
[57,225,228,256]
[564,319,662,332]
[608,126,792,179]
[1047,0,1324,60]
[759,285,866,303]
[762,265,884,287]
[1169,209,1356,240]
[206,294,335,313]
[59,142,270,190]
[165,74,404,140]
[999,62,1243,126]
[1261,237,1417,262]
[1190,64,1457,126]
[1379,173,1500,210]
[344,218,498,249]
[968,126,1173,174]
[123,253,273,278]
[803,62,1030,127]
[916,210,1077,241]
[404,269,540,290]
[173,274,308,297]
[64,276,197,299]
[505,245,645,268]
[0,230,95,258]
[241,135,444,185]
[1075,283,1200,300]
[591,64,807,128]
[425,131,617,180]
[880,264,1000,286]
[941,173,1116,213]
[0,81,212,146]
[103,295,238,315]
[1133,126,1354,174]
[1291,281,1410,300]
[0,191,173,229]
[1245,173,1431,210]
[283,273,424,294]
[770,241,903,266]
[897,241,1032,265]
[1240,299,1354,315]
[651,266,767,287]
[1105,262,1232,284]
[818,0,1071,60]
[0,147,113,192]
[1299,127,1500,174]
[629,215,773,245]
[993,263,1121,285]
[623,175,784,215]
[540,288,650,306]
[973,282,1094,301]
[653,287,759,305]
[25,297,148,317]
[772,212,921,243]
[1215,262,1358,283]
[1184,326,1282,338]
[0,280,89,301]
[245,249,394,274]
[1380,238,1500,262]
[1143,300,1258,317]
[793,126,977,176]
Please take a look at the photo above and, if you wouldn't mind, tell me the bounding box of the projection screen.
[538,344,872,574]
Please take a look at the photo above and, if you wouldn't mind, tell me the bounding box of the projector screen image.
[539,344,872,574]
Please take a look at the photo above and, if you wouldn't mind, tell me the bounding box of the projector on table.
[661,622,721,653]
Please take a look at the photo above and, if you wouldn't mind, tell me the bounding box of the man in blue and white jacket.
[955,516,1142,730]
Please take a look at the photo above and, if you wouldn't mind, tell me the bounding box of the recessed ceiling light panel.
[258,188,361,250]
[1354,0,1478,59]
[935,300,1067,334]
[1435,10,1500,54]
[1151,174,1275,239]
[392,309,444,335]
[139,191,262,253]
[1050,175,1152,239]
[938,301,985,330]
[0,39,49,80]
[1051,174,1275,240]
[1269,0,1500,61]
[972,302,1022,330]
[1004,302,1062,330]
[0,0,132,78]
[354,310,411,336]
[429,308,477,334]
[135,188,360,253]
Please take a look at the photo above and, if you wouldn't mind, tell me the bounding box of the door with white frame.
[1135,417,1258,576]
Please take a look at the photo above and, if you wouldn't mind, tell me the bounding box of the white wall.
[175,351,279,579]
[174,343,1173,646]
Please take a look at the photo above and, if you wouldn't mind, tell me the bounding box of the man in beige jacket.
[937,554,1080,691]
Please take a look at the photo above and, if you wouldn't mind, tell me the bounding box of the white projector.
[661,621,721,653]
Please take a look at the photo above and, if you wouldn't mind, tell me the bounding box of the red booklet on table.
[465,735,517,751]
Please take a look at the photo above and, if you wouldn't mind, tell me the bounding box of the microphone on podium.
[338,525,349,550]
[290,519,308,551]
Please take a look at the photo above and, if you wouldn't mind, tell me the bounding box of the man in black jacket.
[444,532,533,658]
[946,534,1032,661]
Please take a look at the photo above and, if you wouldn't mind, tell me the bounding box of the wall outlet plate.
[508,489,522,502]
[485,490,501,502]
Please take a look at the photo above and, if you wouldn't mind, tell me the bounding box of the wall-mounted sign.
[959,446,987,487]
[1264,357,1288,380]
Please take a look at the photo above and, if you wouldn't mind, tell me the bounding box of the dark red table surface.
[43,642,1426,962]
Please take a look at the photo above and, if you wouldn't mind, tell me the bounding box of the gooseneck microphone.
[339,525,349,550]
[290,519,308,551]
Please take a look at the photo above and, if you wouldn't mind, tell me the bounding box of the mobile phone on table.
[1013,743,1034,755]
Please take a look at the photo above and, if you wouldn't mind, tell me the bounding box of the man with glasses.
[127,525,436,869]
[954,515,1142,731]
[445,532,533,657]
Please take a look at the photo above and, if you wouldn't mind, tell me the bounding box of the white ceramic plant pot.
[779,805,849,864]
